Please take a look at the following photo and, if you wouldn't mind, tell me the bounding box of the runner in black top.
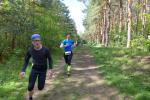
[20,34,53,100]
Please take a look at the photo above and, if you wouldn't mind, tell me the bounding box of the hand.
[75,43,78,46]
[48,69,53,79]
[64,44,70,47]
[75,41,78,46]
[19,72,25,79]
[73,43,77,47]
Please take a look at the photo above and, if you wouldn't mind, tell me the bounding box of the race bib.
[65,51,71,55]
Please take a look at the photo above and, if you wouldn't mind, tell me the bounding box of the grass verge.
[90,47,150,100]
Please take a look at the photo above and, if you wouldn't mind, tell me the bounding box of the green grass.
[90,47,150,100]
[0,48,63,100]
[0,51,29,100]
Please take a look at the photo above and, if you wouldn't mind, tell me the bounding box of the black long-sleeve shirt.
[21,46,53,72]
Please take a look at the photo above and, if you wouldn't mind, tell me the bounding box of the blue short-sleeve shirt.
[62,39,74,52]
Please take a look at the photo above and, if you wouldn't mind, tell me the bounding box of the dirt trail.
[25,47,130,100]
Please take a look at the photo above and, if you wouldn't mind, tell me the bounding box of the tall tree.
[127,0,132,48]
[0,0,77,60]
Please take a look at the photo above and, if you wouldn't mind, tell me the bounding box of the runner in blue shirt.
[60,33,77,76]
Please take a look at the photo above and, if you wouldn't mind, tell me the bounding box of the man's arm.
[20,49,31,79]
[21,49,31,72]
[46,48,53,78]
[47,48,53,69]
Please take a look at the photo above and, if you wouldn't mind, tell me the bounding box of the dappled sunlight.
[91,47,150,99]
[85,75,105,87]
[35,75,122,100]
[73,66,98,71]
[83,54,94,58]
[71,60,85,64]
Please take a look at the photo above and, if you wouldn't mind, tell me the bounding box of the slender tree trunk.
[127,0,132,48]
[98,21,101,43]
[105,0,111,47]
[102,0,111,47]
[119,0,123,33]
[5,32,8,40]
[136,0,140,34]
[102,9,105,46]
[125,1,128,31]
[141,0,147,35]
[103,5,107,47]
[11,34,16,49]
[103,4,107,47]
[111,14,115,31]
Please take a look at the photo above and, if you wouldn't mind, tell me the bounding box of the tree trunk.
[127,0,132,48]
[141,0,147,35]
[11,34,16,50]
[102,0,111,47]
[136,0,140,35]
[125,1,128,31]
[119,0,123,33]
[103,6,107,47]
[107,0,111,46]
[102,9,105,46]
